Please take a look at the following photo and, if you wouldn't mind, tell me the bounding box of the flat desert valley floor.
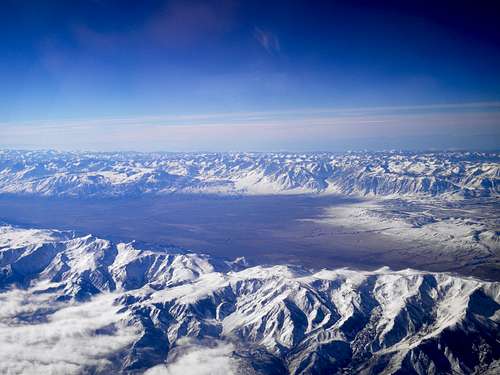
[1,194,498,280]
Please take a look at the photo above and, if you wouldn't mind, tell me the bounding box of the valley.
[0,193,498,280]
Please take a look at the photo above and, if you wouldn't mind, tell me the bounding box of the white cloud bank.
[0,288,138,375]
[145,339,239,375]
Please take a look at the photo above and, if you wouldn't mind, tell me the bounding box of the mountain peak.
[0,224,498,374]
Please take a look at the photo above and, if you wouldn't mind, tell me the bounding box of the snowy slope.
[1,224,498,375]
[0,150,498,198]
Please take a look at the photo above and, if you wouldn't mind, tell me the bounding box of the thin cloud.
[1,102,499,151]
[2,101,500,128]
[254,27,280,54]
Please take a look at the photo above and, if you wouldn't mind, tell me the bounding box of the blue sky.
[1,0,499,151]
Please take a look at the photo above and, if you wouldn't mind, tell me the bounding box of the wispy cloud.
[1,102,499,151]
[254,27,280,54]
[3,101,500,128]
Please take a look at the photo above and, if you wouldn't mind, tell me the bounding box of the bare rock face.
[1,225,498,374]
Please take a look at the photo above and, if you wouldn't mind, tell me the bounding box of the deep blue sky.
[1,0,499,151]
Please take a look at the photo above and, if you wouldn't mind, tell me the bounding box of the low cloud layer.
[145,339,239,375]
[0,287,138,375]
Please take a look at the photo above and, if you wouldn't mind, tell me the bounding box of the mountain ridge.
[1,224,498,374]
[0,150,498,198]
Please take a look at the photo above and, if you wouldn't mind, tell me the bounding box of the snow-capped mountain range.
[0,150,498,198]
[1,224,499,375]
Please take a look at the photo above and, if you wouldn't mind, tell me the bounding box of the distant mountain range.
[0,150,498,198]
[0,224,499,374]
